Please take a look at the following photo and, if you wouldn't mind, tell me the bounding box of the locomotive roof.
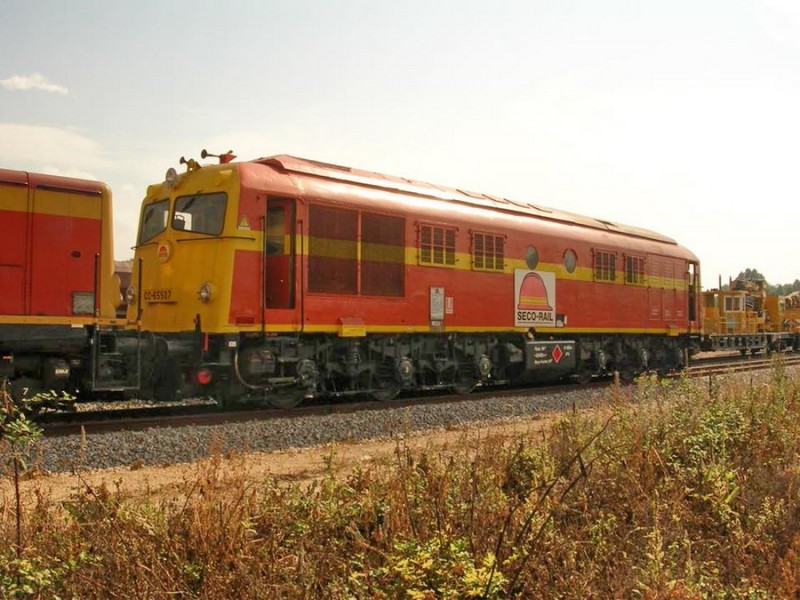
[0,168,107,195]
[252,155,677,246]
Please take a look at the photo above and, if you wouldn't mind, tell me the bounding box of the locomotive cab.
[127,157,303,402]
[129,165,237,399]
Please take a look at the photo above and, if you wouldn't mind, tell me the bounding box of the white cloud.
[0,123,140,259]
[0,123,107,173]
[755,0,800,52]
[1,72,68,95]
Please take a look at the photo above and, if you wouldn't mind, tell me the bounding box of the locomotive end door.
[263,198,296,310]
[0,177,28,314]
[30,183,102,317]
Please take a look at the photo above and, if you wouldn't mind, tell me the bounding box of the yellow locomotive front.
[126,155,258,399]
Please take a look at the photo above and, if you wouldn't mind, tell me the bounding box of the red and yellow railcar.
[127,153,702,406]
[0,169,135,398]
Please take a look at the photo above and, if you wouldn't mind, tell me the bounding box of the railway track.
[38,380,606,438]
[35,351,800,438]
[684,352,800,377]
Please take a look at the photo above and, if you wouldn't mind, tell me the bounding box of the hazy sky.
[2,0,799,287]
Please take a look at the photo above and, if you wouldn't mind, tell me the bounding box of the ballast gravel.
[31,388,611,474]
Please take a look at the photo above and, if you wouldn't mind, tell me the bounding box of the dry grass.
[2,364,800,598]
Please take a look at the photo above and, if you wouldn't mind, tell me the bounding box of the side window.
[419,224,456,267]
[625,255,645,285]
[526,246,539,270]
[139,199,169,243]
[593,250,616,282]
[173,192,226,235]
[264,198,296,309]
[725,296,743,312]
[265,206,286,256]
[472,232,504,272]
[563,249,577,274]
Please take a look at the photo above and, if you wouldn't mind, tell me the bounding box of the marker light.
[196,368,213,385]
[198,282,212,303]
[125,287,136,304]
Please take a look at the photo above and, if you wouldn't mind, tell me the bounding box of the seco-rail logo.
[157,241,171,263]
[514,270,556,327]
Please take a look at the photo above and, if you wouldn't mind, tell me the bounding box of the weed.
[2,367,800,597]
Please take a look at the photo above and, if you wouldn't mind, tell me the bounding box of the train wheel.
[575,367,593,384]
[618,366,637,384]
[452,368,477,395]
[370,360,405,402]
[268,390,305,409]
[153,358,180,402]
[213,378,246,409]
[371,384,401,402]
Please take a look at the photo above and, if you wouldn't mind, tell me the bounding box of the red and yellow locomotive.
[126,153,702,406]
[0,170,137,400]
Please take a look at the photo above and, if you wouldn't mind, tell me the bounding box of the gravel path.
[29,387,611,474]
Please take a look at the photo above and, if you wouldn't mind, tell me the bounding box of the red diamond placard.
[552,345,563,363]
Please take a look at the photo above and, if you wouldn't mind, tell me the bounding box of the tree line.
[728,268,800,295]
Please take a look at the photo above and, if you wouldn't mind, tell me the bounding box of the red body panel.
[0,208,27,314]
[228,158,699,336]
[0,170,105,318]
[28,212,102,315]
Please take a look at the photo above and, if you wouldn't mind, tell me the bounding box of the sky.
[1,0,799,288]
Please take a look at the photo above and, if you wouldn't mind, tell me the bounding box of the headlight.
[165,167,178,188]
[125,287,136,304]
[198,282,212,303]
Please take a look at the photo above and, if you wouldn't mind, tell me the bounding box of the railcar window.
[419,224,456,267]
[265,206,286,256]
[525,246,539,270]
[473,232,504,271]
[139,199,169,243]
[594,250,616,282]
[172,192,226,235]
[625,255,645,285]
[725,296,744,312]
[563,249,577,273]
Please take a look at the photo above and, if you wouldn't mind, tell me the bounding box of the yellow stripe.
[309,237,357,260]
[291,233,689,290]
[0,183,27,212]
[362,241,405,264]
[0,316,123,327]
[216,323,686,336]
[0,185,103,220]
[33,188,102,220]
[519,295,549,305]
